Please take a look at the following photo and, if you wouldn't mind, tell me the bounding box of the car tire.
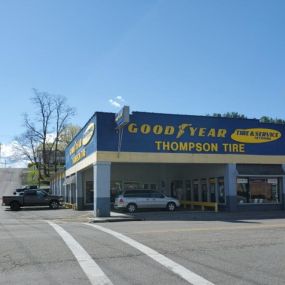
[10,201,20,211]
[49,200,59,209]
[167,202,176,211]
[127,203,137,213]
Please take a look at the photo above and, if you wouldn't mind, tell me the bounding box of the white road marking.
[133,223,285,235]
[48,221,113,285]
[85,223,215,285]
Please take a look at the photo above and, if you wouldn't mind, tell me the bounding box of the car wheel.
[167,202,176,211]
[127,203,137,213]
[49,201,59,209]
[10,201,20,211]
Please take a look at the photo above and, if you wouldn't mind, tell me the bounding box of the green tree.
[210,112,247,119]
[260,116,285,124]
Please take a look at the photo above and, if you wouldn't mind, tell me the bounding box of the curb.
[89,217,143,223]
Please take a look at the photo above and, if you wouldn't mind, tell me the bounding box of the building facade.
[51,110,285,216]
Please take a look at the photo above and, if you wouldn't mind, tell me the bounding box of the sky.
[0,0,284,166]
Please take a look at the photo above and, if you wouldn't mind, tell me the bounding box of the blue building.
[52,109,285,216]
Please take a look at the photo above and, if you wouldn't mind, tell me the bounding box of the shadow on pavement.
[112,208,285,224]
[5,206,66,212]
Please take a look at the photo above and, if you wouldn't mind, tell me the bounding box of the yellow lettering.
[223,143,245,153]
[217,129,227,137]
[164,126,175,135]
[177,124,191,138]
[188,142,195,150]
[189,127,197,136]
[196,143,202,152]
[141,124,151,134]
[211,143,218,152]
[171,142,179,151]
[162,141,170,151]
[128,123,138,133]
[155,141,162,150]
[207,128,216,137]
[198,128,206,137]
[72,149,86,164]
[69,139,82,155]
[179,142,188,151]
[153,125,163,135]
[154,141,219,153]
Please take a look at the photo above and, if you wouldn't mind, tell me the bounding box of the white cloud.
[1,143,14,157]
[108,96,126,109]
[0,142,28,168]
[109,99,121,108]
[47,133,56,143]
[116,96,125,102]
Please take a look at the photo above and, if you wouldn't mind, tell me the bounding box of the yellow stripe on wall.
[97,151,285,164]
[66,151,285,176]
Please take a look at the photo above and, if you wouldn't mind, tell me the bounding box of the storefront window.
[237,177,281,204]
[85,181,93,204]
[124,181,144,190]
[111,181,122,203]
[150,183,157,190]
[237,178,249,203]
[185,180,191,200]
[123,181,157,191]
[193,180,199,201]
[201,179,208,202]
[209,178,216,202]
[218,177,225,204]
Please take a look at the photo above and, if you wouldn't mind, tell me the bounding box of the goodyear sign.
[231,128,281,143]
[95,112,285,156]
[65,112,285,169]
[65,118,96,169]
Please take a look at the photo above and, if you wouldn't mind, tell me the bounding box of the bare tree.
[50,96,75,172]
[14,130,44,184]
[23,89,55,178]
[14,89,75,184]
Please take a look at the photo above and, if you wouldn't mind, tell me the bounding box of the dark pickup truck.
[2,190,63,211]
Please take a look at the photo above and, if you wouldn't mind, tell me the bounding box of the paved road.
[0,168,25,197]
[1,207,285,285]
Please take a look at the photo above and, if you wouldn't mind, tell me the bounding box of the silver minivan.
[114,190,180,213]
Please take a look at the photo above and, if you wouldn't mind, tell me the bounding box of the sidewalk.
[87,209,285,223]
[89,211,142,223]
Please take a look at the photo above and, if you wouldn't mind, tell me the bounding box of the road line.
[132,223,285,235]
[85,223,214,285]
[48,221,113,285]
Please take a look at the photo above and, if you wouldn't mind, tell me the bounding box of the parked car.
[13,185,39,195]
[13,185,50,195]
[14,188,26,195]
[2,190,63,211]
[114,190,180,213]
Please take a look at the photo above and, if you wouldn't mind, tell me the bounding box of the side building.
[51,110,285,216]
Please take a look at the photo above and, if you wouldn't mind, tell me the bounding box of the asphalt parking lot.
[1,206,285,285]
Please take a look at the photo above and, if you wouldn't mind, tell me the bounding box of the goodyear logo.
[231,128,281,143]
[82,122,95,146]
[69,122,95,164]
